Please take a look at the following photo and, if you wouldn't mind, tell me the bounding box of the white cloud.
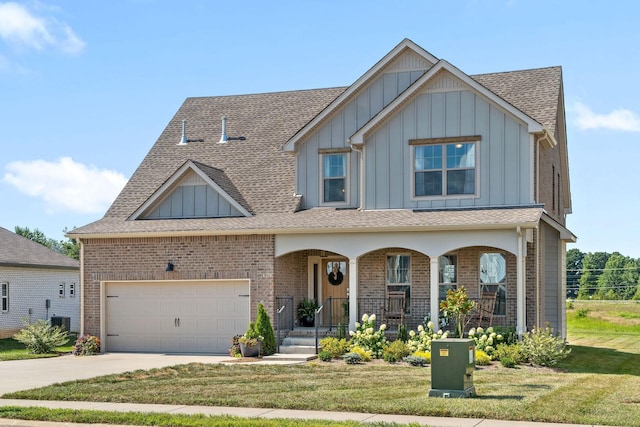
[0,2,86,54]
[2,157,127,214]
[573,102,640,132]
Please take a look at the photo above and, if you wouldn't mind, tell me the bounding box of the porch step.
[261,353,317,362]
[278,327,331,355]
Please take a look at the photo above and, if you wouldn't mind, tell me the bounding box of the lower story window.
[386,254,411,304]
[1,282,8,312]
[480,253,507,315]
[439,254,457,300]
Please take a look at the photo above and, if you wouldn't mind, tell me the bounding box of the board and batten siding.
[297,70,425,209]
[542,222,561,333]
[364,89,533,209]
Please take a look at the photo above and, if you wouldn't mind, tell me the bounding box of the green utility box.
[429,338,476,398]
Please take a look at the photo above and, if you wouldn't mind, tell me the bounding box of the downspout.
[79,239,85,336]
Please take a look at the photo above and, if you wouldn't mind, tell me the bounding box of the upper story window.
[59,282,65,298]
[321,151,349,204]
[1,282,8,312]
[69,283,76,298]
[411,136,479,198]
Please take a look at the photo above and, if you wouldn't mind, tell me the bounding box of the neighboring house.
[0,226,80,338]
[69,39,575,354]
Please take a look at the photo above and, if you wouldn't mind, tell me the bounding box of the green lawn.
[1,302,639,427]
[0,335,76,361]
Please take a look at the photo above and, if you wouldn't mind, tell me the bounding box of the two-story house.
[69,39,575,354]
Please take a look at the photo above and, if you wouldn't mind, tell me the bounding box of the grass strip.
[0,406,420,427]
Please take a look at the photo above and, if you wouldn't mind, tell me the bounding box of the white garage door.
[104,280,250,354]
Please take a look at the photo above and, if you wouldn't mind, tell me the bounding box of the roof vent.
[218,116,228,144]
[177,120,188,145]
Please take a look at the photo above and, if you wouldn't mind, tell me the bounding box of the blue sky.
[1,1,639,257]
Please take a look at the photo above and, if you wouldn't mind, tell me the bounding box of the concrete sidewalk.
[0,353,605,427]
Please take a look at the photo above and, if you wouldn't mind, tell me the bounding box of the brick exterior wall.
[81,235,275,336]
[0,266,80,338]
[82,236,542,339]
[538,137,566,226]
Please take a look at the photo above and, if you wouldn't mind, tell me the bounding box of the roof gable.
[283,38,438,152]
[349,61,544,146]
[130,160,252,220]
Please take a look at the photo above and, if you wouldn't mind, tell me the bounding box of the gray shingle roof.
[472,66,562,132]
[71,64,561,237]
[0,226,79,269]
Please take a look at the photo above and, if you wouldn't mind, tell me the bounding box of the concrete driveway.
[0,353,230,395]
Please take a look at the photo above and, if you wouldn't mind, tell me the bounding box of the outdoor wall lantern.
[166,262,174,272]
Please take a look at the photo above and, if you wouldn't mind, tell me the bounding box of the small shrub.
[406,322,448,353]
[500,355,516,368]
[383,352,397,363]
[404,355,427,367]
[566,300,574,309]
[383,339,411,363]
[319,337,350,358]
[13,319,68,354]
[318,350,333,362]
[349,345,372,362]
[576,308,589,318]
[468,326,505,359]
[412,350,431,364]
[494,343,526,364]
[475,349,491,366]
[397,324,408,342]
[73,335,100,356]
[491,326,518,345]
[229,335,242,358]
[342,352,363,364]
[255,302,277,356]
[521,324,571,367]
[348,313,388,358]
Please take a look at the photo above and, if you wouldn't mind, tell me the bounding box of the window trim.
[69,282,76,298]
[409,136,480,201]
[59,282,65,298]
[319,149,351,206]
[1,282,8,312]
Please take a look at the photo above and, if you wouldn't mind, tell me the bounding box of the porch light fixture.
[166,262,174,272]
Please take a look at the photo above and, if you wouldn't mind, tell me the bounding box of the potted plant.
[297,297,319,327]
[238,321,263,357]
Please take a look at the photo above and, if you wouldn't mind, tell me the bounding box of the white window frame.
[479,252,507,316]
[410,137,480,201]
[1,282,8,312]
[59,282,65,298]
[386,254,411,304]
[69,282,76,298]
[319,150,350,206]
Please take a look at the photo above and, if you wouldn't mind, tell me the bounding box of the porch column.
[516,228,526,337]
[430,257,440,328]
[349,257,358,331]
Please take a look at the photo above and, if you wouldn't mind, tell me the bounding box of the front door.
[321,259,348,326]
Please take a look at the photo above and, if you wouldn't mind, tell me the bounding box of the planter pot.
[299,316,315,327]
[240,342,261,358]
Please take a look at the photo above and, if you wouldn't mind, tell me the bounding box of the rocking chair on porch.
[381,290,406,328]
[470,291,497,327]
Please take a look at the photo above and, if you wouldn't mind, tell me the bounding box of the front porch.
[274,229,533,340]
